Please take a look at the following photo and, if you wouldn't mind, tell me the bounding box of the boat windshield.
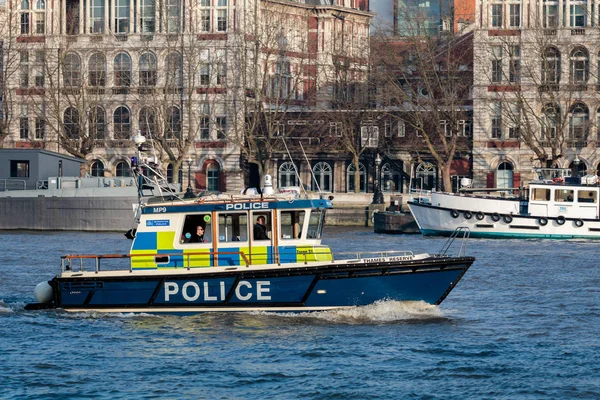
[307,209,325,239]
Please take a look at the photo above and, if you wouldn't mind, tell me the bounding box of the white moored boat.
[408,168,600,239]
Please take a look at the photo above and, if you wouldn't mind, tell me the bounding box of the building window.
[200,117,210,140]
[89,0,105,33]
[312,162,332,192]
[166,0,180,33]
[279,161,299,187]
[570,3,586,27]
[216,117,226,139]
[509,45,520,83]
[166,53,182,87]
[200,64,209,85]
[542,47,560,84]
[491,102,502,139]
[10,160,30,178]
[114,106,131,139]
[398,120,405,137]
[114,0,130,33]
[20,117,29,139]
[89,106,106,140]
[440,120,451,136]
[167,106,181,139]
[216,9,227,32]
[207,162,220,192]
[381,162,402,192]
[544,1,558,28]
[35,118,45,139]
[139,52,157,86]
[139,107,156,137]
[199,0,210,31]
[360,125,379,148]
[496,162,514,189]
[457,120,472,136]
[20,0,31,34]
[329,122,342,136]
[116,161,130,177]
[491,4,502,27]
[542,104,559,140]
[346,162,366,193]
[569,103,589,140]
[570,47,589,83]
[35,0,45,33]
[140,0,155,32]
[384,121,393,137]
[89,52,106,86]
[114,53,131,87]
[508,103,520,139]
[20,51,29,87]
[34,50,45,87]
[63,107,80,139]
[91,160,105,177]
[509,4,520,27]
[491,46,502,83]
[63,53,81,87]
[167,164,174,183]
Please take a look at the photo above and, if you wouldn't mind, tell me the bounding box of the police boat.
[25,139,474,314]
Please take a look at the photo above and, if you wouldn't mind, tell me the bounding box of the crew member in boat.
[186,225,206,243]
[254,216,269,240]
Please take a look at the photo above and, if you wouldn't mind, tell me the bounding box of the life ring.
[503,215,513,224]
[538,217,548,226]
[464,211,472,219]
[450,210,460,218]
[556,216,565,225]
[491,213,500,222]
[575,219,584,227]
[552,177,564,184]
[475,212,485,220]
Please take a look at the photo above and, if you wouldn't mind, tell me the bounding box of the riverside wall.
[0,193,403,231]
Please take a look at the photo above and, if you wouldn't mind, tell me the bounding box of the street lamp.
[372,153,384,204]
[184,156,195,199]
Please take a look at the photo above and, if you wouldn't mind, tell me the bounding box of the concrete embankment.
[0,192,398,231]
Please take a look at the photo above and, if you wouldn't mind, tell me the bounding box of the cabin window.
[218,212,248,242]
[532,188,551,201]
[181,214,212,243]
[307,210,325,239]
[252,212,271,241]
[554,189,574,203]
[279,210,305,240]
[577,190,597,203]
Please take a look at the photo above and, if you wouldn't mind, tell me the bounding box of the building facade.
[0,0,372,193]
[473,0,600,189]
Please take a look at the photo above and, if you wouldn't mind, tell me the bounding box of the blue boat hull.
[43,258,473,313]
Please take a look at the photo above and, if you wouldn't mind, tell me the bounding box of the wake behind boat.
[24,135,474,314]
[409,168,600,239]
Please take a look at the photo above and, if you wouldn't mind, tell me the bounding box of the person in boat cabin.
[253,216,270,240]
[186,225,206,243]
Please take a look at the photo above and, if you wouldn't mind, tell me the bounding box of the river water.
[1,227,599,399]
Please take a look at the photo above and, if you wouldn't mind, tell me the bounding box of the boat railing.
[332,250,414,261]
[409,188,432,204]
[438,227,470,257]
[0,179,27,191]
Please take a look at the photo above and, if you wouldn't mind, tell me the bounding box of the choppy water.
[1,227,600,399]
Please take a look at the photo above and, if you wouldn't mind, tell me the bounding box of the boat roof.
[141,193,333,215]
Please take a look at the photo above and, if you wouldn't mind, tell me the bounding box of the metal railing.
[0,179,27,191]
[438,227,470,257]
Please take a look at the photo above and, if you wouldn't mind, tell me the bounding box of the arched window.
[114,52,131,87]
[381,162,402,192]
[167,163,174,183]
[89,52,106,86]
[63,107,80,139]
[115,161,130,177]
[206,162,220,192]
[63,53,81,87]
[542,103,560,140]
[415,162,436,191]
[88,106,106,140]
[279,161,299,187]
[346,162,366,193]
[114,106,131,139]
[139,106,156,137]
[91,160,104,177]
[569,158,586,176]
[312,161,332,192]
[496,162,513,189]
[167,106,181,139]
[139,52,157,86]
[570,47,589,83]
[569,103,589,141]
[542,47,560,84]
[165,52,182,87]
